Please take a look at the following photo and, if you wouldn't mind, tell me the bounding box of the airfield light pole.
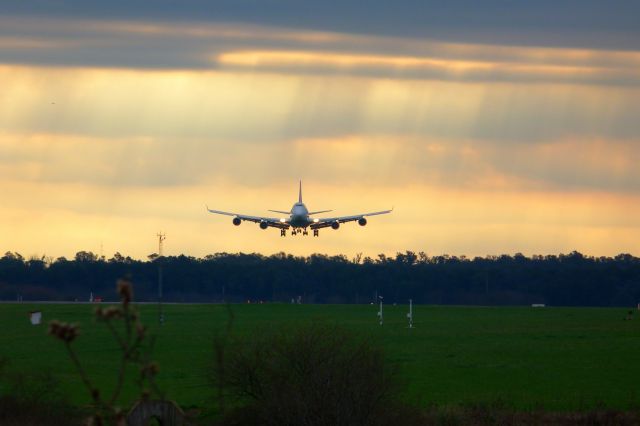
[157,232,166,325]
[377,296,383,325]
[407,299,413,328]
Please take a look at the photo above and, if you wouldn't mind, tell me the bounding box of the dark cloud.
[2,1,640,50]
[2,17,640,87]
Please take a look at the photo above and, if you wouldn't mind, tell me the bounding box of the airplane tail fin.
[298,180,302,203]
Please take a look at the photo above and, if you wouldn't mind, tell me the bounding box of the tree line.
[0,250,639,306]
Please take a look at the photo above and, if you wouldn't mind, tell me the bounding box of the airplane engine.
[358,218,367,226]
[331,221,340,230]
[259,221,268,230]
[232,217,242,226]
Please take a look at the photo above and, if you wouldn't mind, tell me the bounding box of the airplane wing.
[206,207,290,229]
[310,208,393,229]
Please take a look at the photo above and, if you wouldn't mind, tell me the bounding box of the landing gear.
[313,229,319,237]
[284,228,315,236]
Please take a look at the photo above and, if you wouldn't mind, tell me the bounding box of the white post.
[407,299,413,328]
[377,297,383,325]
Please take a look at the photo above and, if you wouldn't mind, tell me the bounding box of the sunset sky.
[1,1,639,259]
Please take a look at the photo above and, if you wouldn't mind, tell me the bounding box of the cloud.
[1,17,640,86]
[216,49,640,86]
[1,63,639,195]
[2,65,640,147]
[2,1,640,50]
[485,138,640,192]
[1,129,638,197]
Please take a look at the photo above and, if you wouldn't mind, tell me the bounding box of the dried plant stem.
[64,342,103,408]
[51,280,164,424]
[104,320,126,350]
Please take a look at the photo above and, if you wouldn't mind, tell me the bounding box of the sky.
[0,1,639,259]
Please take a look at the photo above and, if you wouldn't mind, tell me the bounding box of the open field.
[1,303,640,412]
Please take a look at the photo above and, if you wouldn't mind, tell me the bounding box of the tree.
[74,251,97,263]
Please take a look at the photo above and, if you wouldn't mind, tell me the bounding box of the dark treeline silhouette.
[0,250,639,306]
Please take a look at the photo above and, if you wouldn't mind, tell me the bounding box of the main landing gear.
[313,229,319,237]
[287,228,313,236]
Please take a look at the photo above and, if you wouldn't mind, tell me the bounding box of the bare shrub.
[211,322,421,426]
[49,279,163,425]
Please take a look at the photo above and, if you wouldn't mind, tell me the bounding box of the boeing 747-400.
[206,182,392,237]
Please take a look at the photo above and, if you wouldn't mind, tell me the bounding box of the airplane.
[206,181,392,237]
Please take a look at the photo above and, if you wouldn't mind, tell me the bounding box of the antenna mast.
[157,232,166,325]
[158,232,166,257]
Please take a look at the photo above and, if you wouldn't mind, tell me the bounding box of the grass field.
[1,302,640,412]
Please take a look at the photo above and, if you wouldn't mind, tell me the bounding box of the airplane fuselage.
[289,202,312,228]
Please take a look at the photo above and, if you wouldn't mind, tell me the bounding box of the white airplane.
[206,182,392,237]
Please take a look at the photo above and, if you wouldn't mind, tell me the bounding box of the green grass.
[1,303,640,411]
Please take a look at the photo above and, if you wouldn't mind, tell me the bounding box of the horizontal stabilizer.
[268,209,290,215]
[308,209,332,215]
